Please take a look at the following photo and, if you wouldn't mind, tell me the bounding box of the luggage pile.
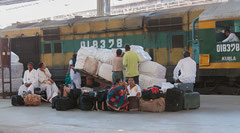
[74,45,167,88]
[52,88,109,111]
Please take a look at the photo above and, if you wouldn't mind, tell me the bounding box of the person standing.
[123,44,140,84]
[111,49,124,85]
[37,62,59,102]
[67,53,81,89]
[18,62,38,97]
[173,51,197,83]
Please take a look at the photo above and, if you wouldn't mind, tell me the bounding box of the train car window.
[44,43,51,53]
[215,20,240,42]
[172,35,184,48]
[146,17,182,32]
[43,28,60,41]
[54,43,62,53]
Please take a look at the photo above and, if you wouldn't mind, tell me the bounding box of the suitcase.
[52,96,60,109]
[175,83,194,93]
[55,97,77,111]
[141,87,164,101]
[68,89,82,100]
[11,95,24,106]
[79,92,96,111]
[128,96,139,111]
[139,98,165,112]
[184,92,200,110]
[165,88,184,112]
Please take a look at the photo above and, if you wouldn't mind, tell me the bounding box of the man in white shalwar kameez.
[68,53,81,89]
[37,62,58,102]
[18,62,38,97]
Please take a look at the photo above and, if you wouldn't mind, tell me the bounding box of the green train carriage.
[2,2,239,93]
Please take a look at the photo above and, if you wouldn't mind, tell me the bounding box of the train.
[1,1,240,94]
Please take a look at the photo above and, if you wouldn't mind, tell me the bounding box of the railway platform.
[0,95,240,133]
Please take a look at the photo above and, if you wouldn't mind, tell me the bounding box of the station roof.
[199,0,240,21]
[0,0,38,6]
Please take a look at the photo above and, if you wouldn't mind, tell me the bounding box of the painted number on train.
[80,38,123,48]
[216,43,240,52]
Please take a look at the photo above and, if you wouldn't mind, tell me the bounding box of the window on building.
[44,43,51,53]
[54,43,62,53]
[172,35,184,48]
[43,28,60,41]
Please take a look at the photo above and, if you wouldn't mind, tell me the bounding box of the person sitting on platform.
[127,78,141,98]
[106,79,129,111]
[37,62,59,102]
[18,62,38,97]
[173,51,196,83]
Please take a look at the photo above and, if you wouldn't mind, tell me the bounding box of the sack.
[139,61,166,79]
[24,94,41,106]
[141,87,164,101]
[11,95,24,106]
[98,63,113,82]
[139,74,166,90]
[79,92,96,111]
[55,97,77,111]
[184,92,200,110]
[165,88,184,112]
[139,98,165,112]
[83,56,99,75]
[128,96,139,111]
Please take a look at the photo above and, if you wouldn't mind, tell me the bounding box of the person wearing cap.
[222,29,239,42]
[173,51,196,83]
[18,62,39,97]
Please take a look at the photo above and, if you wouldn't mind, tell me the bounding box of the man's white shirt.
[222,33,240,42]
[173,57,196,83]
[23,69,38,86]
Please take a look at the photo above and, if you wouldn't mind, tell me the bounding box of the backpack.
[11,95,24,106]
[141,87,164,101]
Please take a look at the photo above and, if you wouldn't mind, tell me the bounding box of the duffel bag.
[11,95,24,106]
[141,87,164,101]
[55,97,77,111]
[165,88,184,112]
[68,89,82,100]
[24,94,41,106]
[79,92,96,111]
[139,98,165,112]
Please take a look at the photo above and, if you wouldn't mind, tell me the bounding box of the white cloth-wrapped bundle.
[139,74,166,90]
[75,46,97,69]
[11,52,20,63]
[130,45,152,63]
[95,49,114,64]
[83,56,99,75]
[139,61,166,79]
[0,62,23,79]
[98,63,112,82]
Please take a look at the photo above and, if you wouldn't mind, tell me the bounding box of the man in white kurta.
[18,62,38,97]
[222,29,239,42]
[37,63,58,102]
[68,54,81,89]
[173,51,197,83]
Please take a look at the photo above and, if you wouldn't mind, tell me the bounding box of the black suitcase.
[52,96,60,109]
[68,89,82,100]
[165,88,184,112]
[11,95,24,106]
[184,92,200,110]
[79,92,96,111]
[55,97,77,111]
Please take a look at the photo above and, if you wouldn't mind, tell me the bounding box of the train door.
[11,37,40,69]
[168,32,185,65]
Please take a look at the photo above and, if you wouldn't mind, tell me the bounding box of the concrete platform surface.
[0,95,240,133]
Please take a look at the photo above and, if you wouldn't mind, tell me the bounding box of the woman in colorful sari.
[107,79,129,111]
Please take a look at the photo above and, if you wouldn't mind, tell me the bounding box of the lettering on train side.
[80,38,123,48]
